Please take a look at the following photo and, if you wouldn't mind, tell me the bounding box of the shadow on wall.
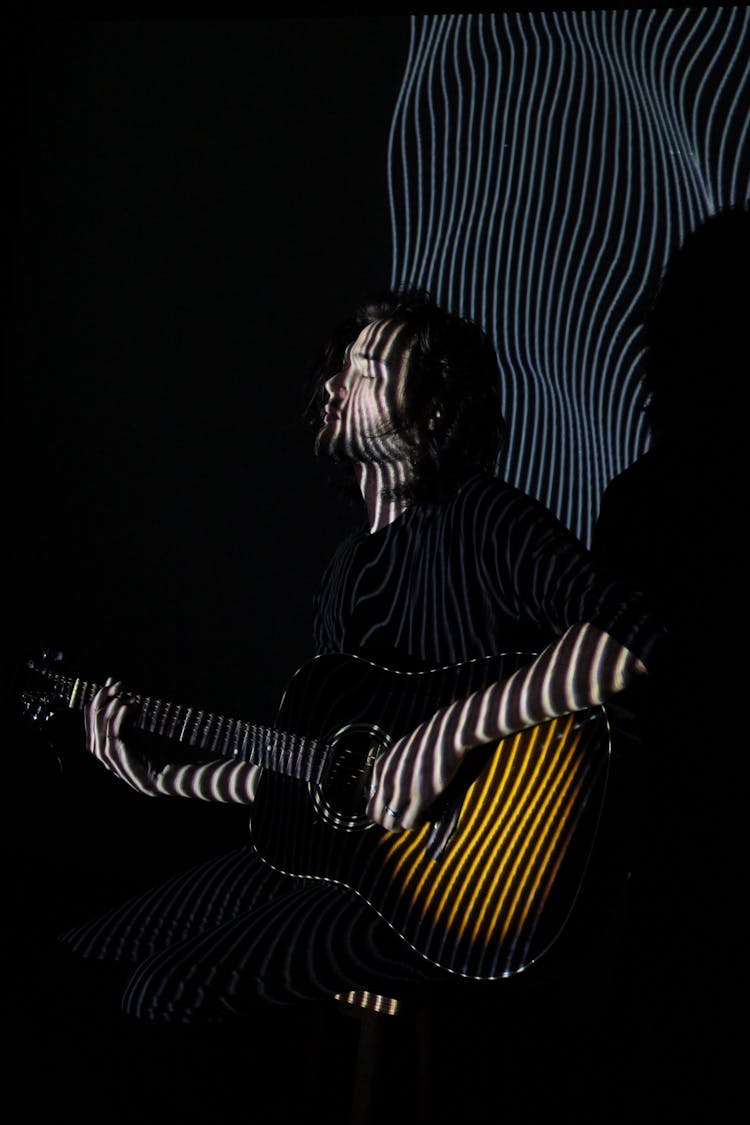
[589,206,749,1120]
[592,205,749,648]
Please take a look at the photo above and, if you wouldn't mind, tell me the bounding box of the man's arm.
[366,622,646,830]
[85,678,260,803]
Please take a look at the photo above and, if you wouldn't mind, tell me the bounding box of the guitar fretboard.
[44,670,330,784]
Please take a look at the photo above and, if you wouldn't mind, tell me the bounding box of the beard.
[313,420,341,459]
[315,428,413,466]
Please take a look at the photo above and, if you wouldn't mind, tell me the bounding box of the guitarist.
[63,292,666,1033]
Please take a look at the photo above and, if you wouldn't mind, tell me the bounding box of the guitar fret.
[165,702,181,738]
[210,714,227,754]
[218,718,235,759]
[148,699,167,737]
[68,677,83,708]
[188,710,205,746]
[231,723,327,783]
[36,661,329,780]
[176,706,193,743]
[235,724,250,761]
[209,714,226,755]
[157,701,175,739]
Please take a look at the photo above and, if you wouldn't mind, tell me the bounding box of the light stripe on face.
[316,319,415,464]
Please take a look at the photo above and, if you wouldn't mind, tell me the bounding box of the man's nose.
[325,367,349,401]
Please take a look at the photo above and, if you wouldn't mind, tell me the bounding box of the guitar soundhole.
[309,723,389,832]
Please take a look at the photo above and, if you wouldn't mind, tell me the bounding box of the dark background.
[3,13,727,1124]
[3,16,420,1123]
[5,15,408,712]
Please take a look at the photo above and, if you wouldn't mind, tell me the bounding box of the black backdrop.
[4,23,422,1118]
[4,12,416,1058]
[5,16,408,719]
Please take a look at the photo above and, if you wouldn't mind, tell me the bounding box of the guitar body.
[20,648,610,979]
[250,652,610,979]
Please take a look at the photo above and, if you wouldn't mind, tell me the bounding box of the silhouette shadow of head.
[592,206,748,631]
[593,210,749,1007]
[642,206,749,457]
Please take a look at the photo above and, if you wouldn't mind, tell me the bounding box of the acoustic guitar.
[20,649,610,979]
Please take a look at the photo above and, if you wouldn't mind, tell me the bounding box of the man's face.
[315,318,415,463]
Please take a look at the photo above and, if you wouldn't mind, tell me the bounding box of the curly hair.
[304,289,506,503]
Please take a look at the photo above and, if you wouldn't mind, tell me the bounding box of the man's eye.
[365,358,388,377]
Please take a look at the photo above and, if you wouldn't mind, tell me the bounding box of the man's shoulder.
[448,471,516,505]
[441,474,584,555]
[445,472,545,519]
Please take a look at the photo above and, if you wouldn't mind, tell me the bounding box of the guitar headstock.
[19,646,68,728]
[9,645,87,783]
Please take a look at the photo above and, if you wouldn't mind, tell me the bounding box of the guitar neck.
[46,670,329,784]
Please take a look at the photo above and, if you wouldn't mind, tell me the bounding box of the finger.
[396,806,422,832]
[366,791,404,832]
[88,682,128,758]
[90,678,121,719]
[91,683,111,710]
[110,693,137,737]
[86,682,115,745]
[368,754,403,826]
[367,807,405,832]
[371,757,410,824]
[383,802,402,824]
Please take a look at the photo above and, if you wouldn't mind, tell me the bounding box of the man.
[66,290,665,1026]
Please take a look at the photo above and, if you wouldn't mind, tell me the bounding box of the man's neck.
[354,461,412,533]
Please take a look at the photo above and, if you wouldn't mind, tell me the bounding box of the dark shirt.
[313,473,665,672]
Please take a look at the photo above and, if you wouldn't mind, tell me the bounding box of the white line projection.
[387,8,749,544]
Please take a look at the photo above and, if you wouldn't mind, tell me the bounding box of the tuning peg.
[27,646,65,672]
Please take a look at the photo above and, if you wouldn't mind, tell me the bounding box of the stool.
[334,989,435,1125]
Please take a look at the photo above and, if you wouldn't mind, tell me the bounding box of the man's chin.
[314,428,340,458]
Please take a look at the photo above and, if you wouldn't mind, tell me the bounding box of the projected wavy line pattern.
[387,7,750,544]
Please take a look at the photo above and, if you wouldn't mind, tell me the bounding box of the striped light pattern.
[250,651,610,979]
[378,709,606,977]
[387,8,750,544]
